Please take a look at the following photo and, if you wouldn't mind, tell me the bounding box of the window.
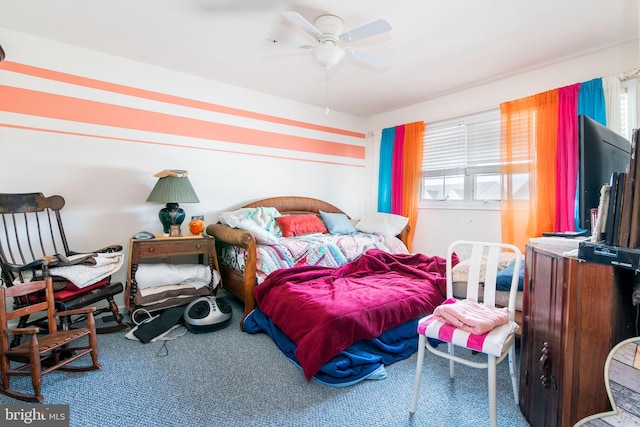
[421,89,635,207]
[620,79,637,142]
[421,110,501,205]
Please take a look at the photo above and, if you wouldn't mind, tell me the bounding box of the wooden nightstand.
[125,235,221,316]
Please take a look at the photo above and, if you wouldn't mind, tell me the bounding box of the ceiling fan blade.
[281,11,324,41]
[340,19,392,43]
[345,48,388,69]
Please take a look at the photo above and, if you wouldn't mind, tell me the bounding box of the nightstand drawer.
[130,236,213,262]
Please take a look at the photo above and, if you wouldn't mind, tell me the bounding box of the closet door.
[561,259,630,426]
[520,246,563,426]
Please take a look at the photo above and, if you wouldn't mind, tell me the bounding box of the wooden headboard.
[241,196,348,217]
[207,195,410,329]
[239,195,409,246]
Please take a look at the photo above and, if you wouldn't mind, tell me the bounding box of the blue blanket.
[244,307,420,387]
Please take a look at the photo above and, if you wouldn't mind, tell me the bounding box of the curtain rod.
[619,68,640,81]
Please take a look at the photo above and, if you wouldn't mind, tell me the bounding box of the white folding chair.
[409,240,522,427]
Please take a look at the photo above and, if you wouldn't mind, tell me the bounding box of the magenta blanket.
[254,249,453,379]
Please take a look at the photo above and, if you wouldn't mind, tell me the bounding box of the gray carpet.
[0,294,529,427]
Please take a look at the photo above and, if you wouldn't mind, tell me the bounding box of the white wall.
[0,28,372,305]
[369,41,640,257]
[1,27,639,309]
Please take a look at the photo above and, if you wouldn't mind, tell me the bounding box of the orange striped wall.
[0,61,366,164]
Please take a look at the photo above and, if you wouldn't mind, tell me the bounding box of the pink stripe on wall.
[0,85,365,159]
[1,61,365,139]
[0,123,363,167]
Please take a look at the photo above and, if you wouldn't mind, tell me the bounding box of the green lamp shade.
[146,174,199,233]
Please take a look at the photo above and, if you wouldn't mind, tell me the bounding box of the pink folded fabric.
[433,298,509,335]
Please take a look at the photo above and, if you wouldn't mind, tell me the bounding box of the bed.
[243,249,452,386]
[207,197,455,386]
[237,246,522,386]
[206,196,411,327]
[206,197,523,386]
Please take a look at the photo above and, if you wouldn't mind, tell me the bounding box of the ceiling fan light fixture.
[312,44,345,69]
[280,11,391,70]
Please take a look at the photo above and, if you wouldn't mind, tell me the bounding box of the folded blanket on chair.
[433,298,509,335]
[43,253,98,266]
[49,252,124,289]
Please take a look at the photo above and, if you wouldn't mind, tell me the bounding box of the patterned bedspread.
[217,232,408,283]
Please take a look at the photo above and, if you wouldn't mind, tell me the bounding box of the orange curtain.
[401,122,424,251]
[500,90,558,251]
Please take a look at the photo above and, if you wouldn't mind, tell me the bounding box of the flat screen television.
[577,114,632,233]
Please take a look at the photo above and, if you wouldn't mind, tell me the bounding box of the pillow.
[495,261,525,292]
[319,211,356,235]
[218,208,281,245]
[355,212,408,237]
[451,253,519,284]
[275,214,328,237]
[451,259,485,284]
[232,218,279,245]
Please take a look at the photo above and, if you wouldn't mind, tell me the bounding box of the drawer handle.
[195,244,201,249]
[148,247,155,253]
[538,342,550,388]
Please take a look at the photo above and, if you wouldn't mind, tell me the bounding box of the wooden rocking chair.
[0,193,127,340]
[0,272,101,402]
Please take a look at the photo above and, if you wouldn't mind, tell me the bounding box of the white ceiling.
[1,0,638,118]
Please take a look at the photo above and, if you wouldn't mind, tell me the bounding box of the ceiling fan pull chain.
[325,70,330,115]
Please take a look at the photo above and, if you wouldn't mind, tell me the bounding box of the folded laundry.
[49,252,124,288]
[433,298,509,335]
[134,263,215,290]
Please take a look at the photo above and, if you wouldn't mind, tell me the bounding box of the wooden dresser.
[519,244,636,426]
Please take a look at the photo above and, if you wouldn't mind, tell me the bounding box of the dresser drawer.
[131,237,212,261]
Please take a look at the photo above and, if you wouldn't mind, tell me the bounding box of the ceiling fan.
[280,11,392,70]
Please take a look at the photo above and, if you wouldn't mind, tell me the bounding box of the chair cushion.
[54,277,111,300]
[25,277,111,304]
[418,314,518,357]
[54,281,123,312]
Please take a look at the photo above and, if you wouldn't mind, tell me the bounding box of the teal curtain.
[377,127,395,213]
[575,77,606,230]
[578,77,606,125]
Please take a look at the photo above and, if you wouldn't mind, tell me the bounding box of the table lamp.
[146,169,200,235]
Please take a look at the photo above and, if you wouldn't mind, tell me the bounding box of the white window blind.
[422,110,500,177]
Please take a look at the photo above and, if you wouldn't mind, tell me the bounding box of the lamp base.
[159,203,185,234]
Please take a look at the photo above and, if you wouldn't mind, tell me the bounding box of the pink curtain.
[391,125,405,214]
[379,122,423,251]
[555,84,580,231]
